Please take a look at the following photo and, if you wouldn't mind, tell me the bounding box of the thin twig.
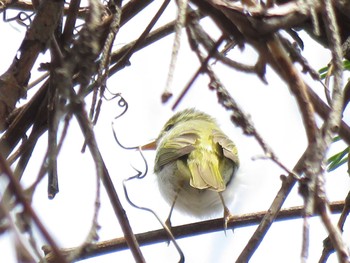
[185,10,256,73]
[266,35,318,144]
[0,153,68,263]
[0,193,37,262]
[162,0,189,102]
[89,3,122,125]
[319,191,350,262]
[101,0,174,95]
[237,151,307,262]
[314,0,349,261]
[301,215,310,262]
[171,36,225,111]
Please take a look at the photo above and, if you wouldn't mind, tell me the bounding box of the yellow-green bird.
[143,108,239,228]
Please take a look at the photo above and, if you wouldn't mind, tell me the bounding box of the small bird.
[143,108,239,228]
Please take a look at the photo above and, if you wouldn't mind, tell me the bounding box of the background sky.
[1,1,350,262]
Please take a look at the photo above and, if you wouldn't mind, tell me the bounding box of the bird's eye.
[164,123,174,131]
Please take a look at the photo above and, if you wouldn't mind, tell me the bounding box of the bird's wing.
[212,129,239,167]
[154,132,198,172]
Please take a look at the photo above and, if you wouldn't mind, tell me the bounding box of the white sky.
[1,1,350,263]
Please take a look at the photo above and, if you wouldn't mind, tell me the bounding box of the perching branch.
[42,201,345,262]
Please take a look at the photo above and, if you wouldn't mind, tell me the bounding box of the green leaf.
[319,60,350,80]
[318,66,329,75]
[318,66,329,80]
[332,136,342,143]
[328,158,348,172]
[344,59,350,70]
[327,147,349,172]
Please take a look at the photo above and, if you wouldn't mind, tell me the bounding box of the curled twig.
[111,94,184,262]
[3,10,35,28]
[122,154,185,263]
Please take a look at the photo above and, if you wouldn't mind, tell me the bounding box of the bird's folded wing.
[155,132,198,171]
[212,129,239,166]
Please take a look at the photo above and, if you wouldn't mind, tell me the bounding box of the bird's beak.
[140,139,157,150]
